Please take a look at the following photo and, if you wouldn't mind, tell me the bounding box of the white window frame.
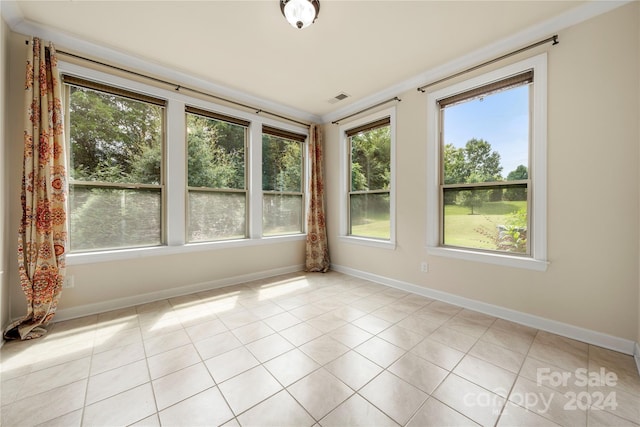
[185,109,250,243]
[339,107,396,249]
[64,76,167,253]
[261,128,307,237]
[60,61,308,265]
[426,54,548,271]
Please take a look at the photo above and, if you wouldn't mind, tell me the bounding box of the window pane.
[350,125,391,191]
[262,134,302,192]
[262,132,304,237]
[442,84,529,185]
[349,193,390,239]
[67,82,164,254]
[187,113,246,189]
[188,191,246,242]
[69,186,161,251]
[443,187,527,253]
[263,194,303,236]
[68,85,163,185]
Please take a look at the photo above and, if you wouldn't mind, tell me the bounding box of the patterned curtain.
[305,124,330,272]
[4,38,67,340]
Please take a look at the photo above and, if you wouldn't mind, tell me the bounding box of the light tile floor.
[1,271,639,426]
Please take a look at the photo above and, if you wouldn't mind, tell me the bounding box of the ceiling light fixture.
[280,0,320,29]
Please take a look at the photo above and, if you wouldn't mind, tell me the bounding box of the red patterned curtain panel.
[305,124,330,272]
[4,38,68,340]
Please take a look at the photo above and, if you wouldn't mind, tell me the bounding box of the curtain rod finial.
[552,35,559,45]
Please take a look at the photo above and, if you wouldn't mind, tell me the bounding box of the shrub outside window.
[65,76,165,252]
[262,126,306,236]
[186,107,248,242]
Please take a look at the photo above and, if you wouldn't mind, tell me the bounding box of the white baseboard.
[53,264,305,322]
[332,264,638,357]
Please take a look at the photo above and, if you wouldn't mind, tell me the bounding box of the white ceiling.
[2,1,622,122]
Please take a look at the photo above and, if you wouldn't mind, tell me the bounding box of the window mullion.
[70,181,162,190]
[250,121,263,239]
[188,187,247,194]
[441,180,529,189]
[263,190,303,196]
[166,99,186,246]
[348,189,391,195]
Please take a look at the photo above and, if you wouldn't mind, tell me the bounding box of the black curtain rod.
[332,96,401,125]
[417,35,559,93]
[54,48,311,128]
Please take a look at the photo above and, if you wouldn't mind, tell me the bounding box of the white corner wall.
[325,3,639,350]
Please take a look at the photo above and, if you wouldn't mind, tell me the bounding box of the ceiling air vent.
[328,92,350,104]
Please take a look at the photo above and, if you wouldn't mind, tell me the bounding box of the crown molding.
[0,1,23,28]
[321,0,634,124]
[0,1,321,125]
[1,0,632,126]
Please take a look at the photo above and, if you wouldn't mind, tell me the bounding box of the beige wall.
[637,1,640,351]
[58,242,305,313]
[326,3,639,342]
[1,14,9,330]
[4,29,306,320]
[7,31,26,322]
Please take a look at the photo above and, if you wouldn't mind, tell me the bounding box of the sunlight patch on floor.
[149,294,240,332]
[258,277,309,301]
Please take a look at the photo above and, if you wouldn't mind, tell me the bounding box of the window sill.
[67,234,306,266]
[339,236,396,250]
[427,246,548,271]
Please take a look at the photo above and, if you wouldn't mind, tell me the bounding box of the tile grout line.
[170,303,238,427]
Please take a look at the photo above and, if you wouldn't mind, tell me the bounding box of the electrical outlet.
[420,262,428,273]
[63,275,75,288]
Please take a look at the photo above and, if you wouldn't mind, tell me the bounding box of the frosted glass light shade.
[281,0,319,29]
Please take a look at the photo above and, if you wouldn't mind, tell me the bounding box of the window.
[262,126,306,236]
[426,54,547,270]
[441,71,531,253]
[61,61,308,263]
[186,107,249,242]
[65,76,166,252]
[340,109,395,246]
